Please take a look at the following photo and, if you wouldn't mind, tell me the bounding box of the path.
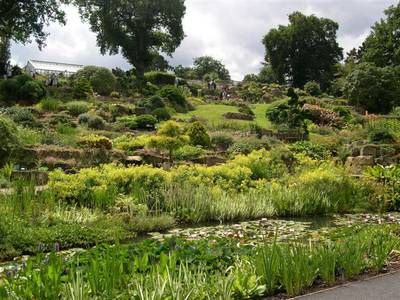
[294,271,400,300]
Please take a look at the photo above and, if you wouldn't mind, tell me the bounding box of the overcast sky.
[10,0,397,80]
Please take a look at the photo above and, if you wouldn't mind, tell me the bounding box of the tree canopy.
[193,56,231,81]
[75,0,186,79]
[263,12,343,90]
[361,3,400,67]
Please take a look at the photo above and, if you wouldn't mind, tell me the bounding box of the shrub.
[229,137,270,155]
[173,145,206,161]
[66,101,90,117]
[333,106,352,122]
[72,77,93,100]
[303,104,343,128]
[74,66,117,96]
[238,104,255,116]
[158,85,188,112]
[0,75,46,103]
[87,115,106,130]
[38,98,61,112]
[344,63,400,113]
[211,133,234,151]
[0,116,21,166]
[110,91,121,99]
[223,112,255,121]
[77,134,113,150]
[239,82,263,103]
[392,107,400,117]
[304,81,322,96]
[137,95,165,112]
[186,121,211,148]
[152,107,171,121]
[134,114,158,130]
[367,127,396,143]
[113,135,150,152]
[144,71,176,86]
[289,141,331,160]
[117,116,138,130]
[4,106,37,127]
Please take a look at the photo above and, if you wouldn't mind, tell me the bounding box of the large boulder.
[346,156,375,175]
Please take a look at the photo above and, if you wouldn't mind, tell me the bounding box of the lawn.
[175,103,273,129]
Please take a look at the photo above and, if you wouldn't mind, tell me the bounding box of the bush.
[344,63,400,113]
[303,104,343,128]
[211,133,234,151]
[78,113,106,130]
[238,82,263,103]
[158,85,188,112]
[304,81,322,96]
[238,104,254,116]
[0,116,21,166]
[72,77,93,100]
[117,116,138,130]
[173,145,206,161]
[66,101,90,117]
[138,95,165,112]
[4,106,37,127]
[77,134,113,150]
[144,71,176,86]
[110,91,121,99]
[367,126,396,143]
[74,66,117,96]
[38,98,61,112]
[186,121,211,148]
[134,115,158,130]
[229,137,270,155]
[0,75,46,103]
[152,107,171,121]
[333,106,352,122]
[289,141,331,160]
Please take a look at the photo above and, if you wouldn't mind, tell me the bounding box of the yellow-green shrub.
[77,134,113,150]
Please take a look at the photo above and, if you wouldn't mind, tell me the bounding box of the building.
[25,60,83,77]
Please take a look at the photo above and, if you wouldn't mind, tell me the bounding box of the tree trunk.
[0,36,10,77]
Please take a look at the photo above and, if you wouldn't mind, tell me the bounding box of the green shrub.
[158,85,189,112]
[0,116,21,166]
[186,121,211,148]
[0,75,46,103]
[239,82,263,103]
[117,116,138,130]
[72,77,93,100]
[238,104,254,116]
[367,126,396,143]
[289,141,331,160]
[144,71,176,86]
[333,106,352,122]
[137,95,165,112]
[152,107,171,121]
[211,133,234,150]
[78,134,113,150]
[173,145,206,161]
[135,114,158,130]
[110,91,121,99]
[392,107,400,117]
[304,81,322,96]
[38,98,61,112]
[66,101,90,117]
[74,66,117,96]
[4,106,38,127]
[229,137,270,155]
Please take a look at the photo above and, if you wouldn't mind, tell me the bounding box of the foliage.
[77,134,113,150]
[110,91,120,99]
[137,95,165,112]
[367,126,396,143]
[173,145,206,161]
[38,98,61,112]
[0,116,21,166]
[75,0,186,78]
[239,82,264,103]
[144,71,176,86]
[134,114,158,130]
[229,137,270,155]
[361,3,400,67]
[78,113,106,130]
[72,77,93,100]
[344,63,400,113]
[152,107,171,121]
[304,81,322,96]
[238,104,255,116]
[267,88,308,132]
[304,104,343,128]
[263,12,343,89]
[116,116,138,130]
[289,141,331,160]
[4,106,38,127]
[66,101,90,117]
[74,66,116,96]
[186,121,211,148]
[0,74,46,102]
[158,85,189,112]
[211,133,234,151]
[193,56,231,81]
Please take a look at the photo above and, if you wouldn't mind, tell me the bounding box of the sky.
[10,0,398,80]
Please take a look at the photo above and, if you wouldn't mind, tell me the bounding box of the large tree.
[361,3,400,67]
[75,0,186,79]
[0,0,68,75]
[263,12,343,90]
[193,56,231,81]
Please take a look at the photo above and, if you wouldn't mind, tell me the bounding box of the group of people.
[208,80,230,100]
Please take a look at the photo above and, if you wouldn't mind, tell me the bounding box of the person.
[211,80,217,91]
[208,80,212,91]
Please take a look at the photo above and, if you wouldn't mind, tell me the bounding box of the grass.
[0,225,398,299]
[175,103,273,129]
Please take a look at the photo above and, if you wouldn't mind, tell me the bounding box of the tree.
[0,37,10,76]
[0,0,68,76]
[74,66,116,96]
[147,54,171,72]
[361,3,400,67]
[193,56,231,81]
[267,88,308,133]
[75,0,186,80]
[344,63,400,113]
[263,12,343,90]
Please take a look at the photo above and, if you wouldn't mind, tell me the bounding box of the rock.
[271,88,283,98]
[124,156,143,166]
[361,144,381,158]
[346,156,375,174]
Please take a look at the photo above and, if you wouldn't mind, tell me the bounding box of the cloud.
[11,0,397,80]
